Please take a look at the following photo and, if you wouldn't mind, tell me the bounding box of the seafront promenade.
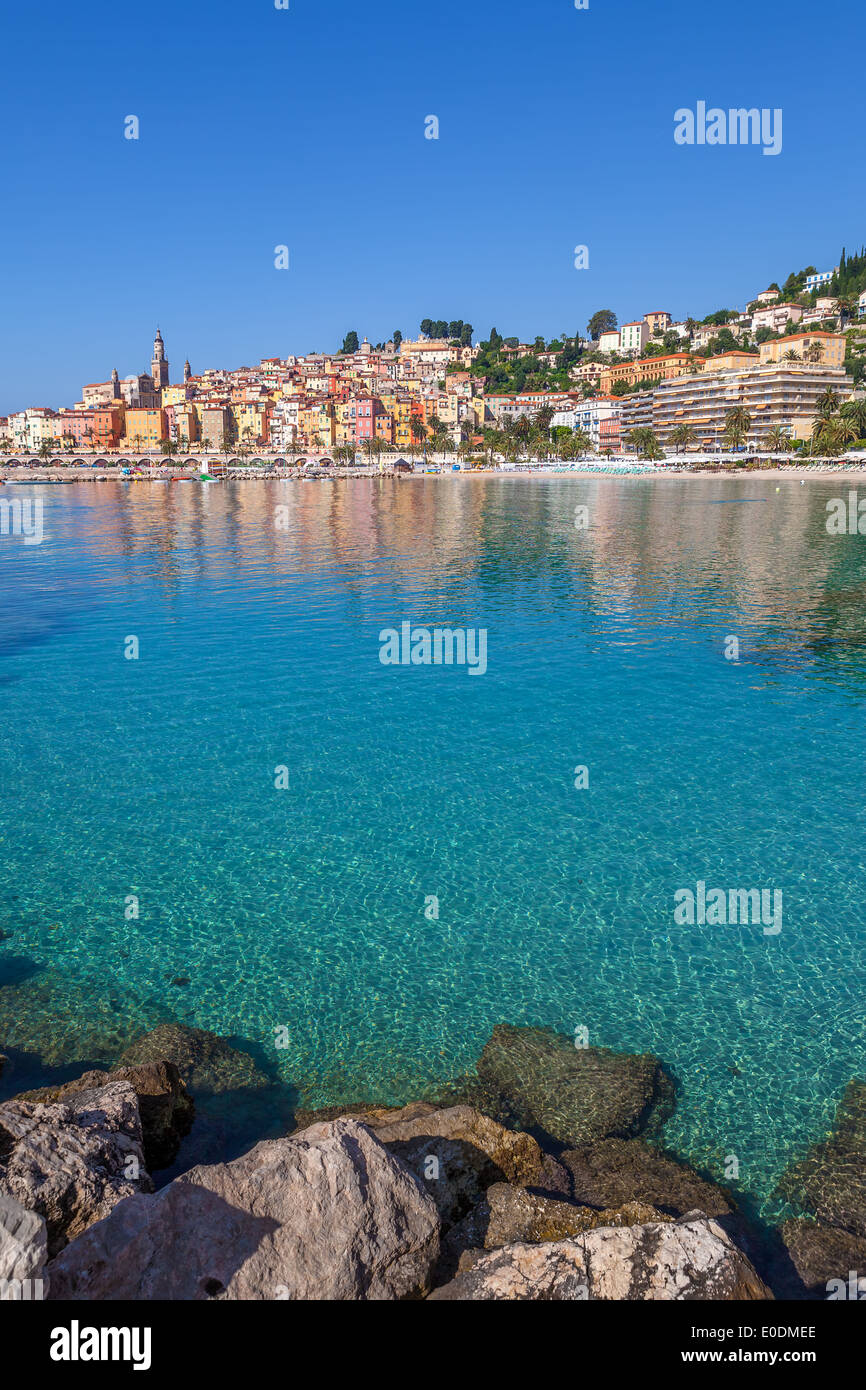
[2,455,866,483]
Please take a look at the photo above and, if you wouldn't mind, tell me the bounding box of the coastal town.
[4,251,866,469]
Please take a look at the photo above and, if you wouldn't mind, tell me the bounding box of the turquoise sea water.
[2,474,865,1215]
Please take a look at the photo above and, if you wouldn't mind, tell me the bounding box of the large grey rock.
[778,1081,866,1238]
[449,1184,669,1259]
[0,1081,151,1256]
[0,1193,48,1296]
[429,1214,772,1301]
[476,1025,674,1146]
[16,1061,193,1172]
[362,1103,544,1228]
[48,1119,440,1301]
[293,1102,545,1230]
[560,1137,734,1218]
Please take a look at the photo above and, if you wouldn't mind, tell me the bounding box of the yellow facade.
[123,408,166,447]
[759,333,846,367]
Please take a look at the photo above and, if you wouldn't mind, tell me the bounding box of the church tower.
[151,328,170,389]
[184,359,191,384]
[111,367,121,400]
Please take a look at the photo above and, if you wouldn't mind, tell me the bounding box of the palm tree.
[624,427,662,459]
[840,399,866,442]
[782,349,801,362]
[723,406,752,451]
[38,439,52,461]
[431,427,450,462]
[572,429,592,458]
[816,387,840,420]
[410,418,427,460]
[812,416,853,457]
[764,426,790,453]
[670,424,697,454]
[803,342,825,364]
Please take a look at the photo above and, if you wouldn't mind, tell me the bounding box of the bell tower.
[151,328,170,389]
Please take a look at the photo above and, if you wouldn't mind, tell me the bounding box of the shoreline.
[4,463,866,483]
[1,1018,860,1301]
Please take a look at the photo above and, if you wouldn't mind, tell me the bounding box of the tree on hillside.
[587,310,617,341]
[393,330,402,349]
[341,331,360,354]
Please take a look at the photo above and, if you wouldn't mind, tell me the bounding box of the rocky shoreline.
[0,1022,863,1300]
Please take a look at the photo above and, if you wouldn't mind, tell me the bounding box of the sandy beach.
[3,463,866,483]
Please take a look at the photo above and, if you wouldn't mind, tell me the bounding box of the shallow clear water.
[1,474,865,1214]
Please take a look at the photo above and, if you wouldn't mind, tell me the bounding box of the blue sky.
[1,0,863,413]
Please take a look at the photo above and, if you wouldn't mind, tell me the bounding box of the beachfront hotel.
[650,348,853,450]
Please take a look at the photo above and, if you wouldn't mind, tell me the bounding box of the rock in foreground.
[429,1214,772,1300]
[0,1193,48,1292]
[477,1024,674,1146]
[16,1061,193,1172]
[48,1119,439,1300]
[0,1081,151,1257]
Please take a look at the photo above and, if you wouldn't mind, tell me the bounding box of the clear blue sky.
[1,0,863,413]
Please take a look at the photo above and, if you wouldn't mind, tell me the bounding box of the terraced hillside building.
[652,358,854,450]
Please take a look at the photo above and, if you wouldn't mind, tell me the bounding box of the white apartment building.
[653,362,853,448]
[551,396,622,450]
[6,407,57,451]
[268,399,301,451]
[620,321,649,356]
[805,269,837,293]
[751,302,804,334]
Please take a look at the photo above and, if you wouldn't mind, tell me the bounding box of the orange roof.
[774,330,841,341]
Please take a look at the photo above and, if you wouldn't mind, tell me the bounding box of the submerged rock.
[0,971,167,1067]
[780,1218,866,1298]
[119,1024,270,1095]
[16,1061,193,1172]
[428,1214,772,1301]
[476,1024,674,1146]
[559,1137,734,1218]
[0,1193,48,1294]
[777,1080,866,1238]
[117,1024,295,1174]
[0,1081,151,1256]
[47,1118,440,1301]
